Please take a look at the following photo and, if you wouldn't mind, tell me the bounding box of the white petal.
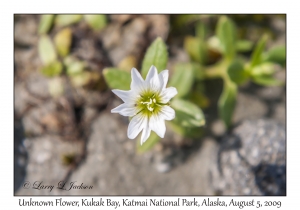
[145,65,161,92]
[131,68,145,93]
[111,103,136,116]
[140,119,151,144]
[149,114,166,138]
[160,106,175,120]
[112,89,135,103]
[145,65,157,83]
[158,70,169,90]
[127,113,147,139]
[160,87,178,103]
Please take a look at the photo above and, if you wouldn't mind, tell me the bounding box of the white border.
[1,0,297,209]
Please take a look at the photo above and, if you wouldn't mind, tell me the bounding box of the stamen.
[147,105,154,112]
[137,91,162,114]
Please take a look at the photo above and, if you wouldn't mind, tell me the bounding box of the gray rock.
[14,15,38,46]
[102,18,148,66]
[14,122,27,193]
[19,113,216,195]
[141,15,170,41]
[15,136,83,195]
[26,72,50,99]
[210,119,286,195]
[102,15,170,67]
[273,102,286,124]
[233,93,268,123]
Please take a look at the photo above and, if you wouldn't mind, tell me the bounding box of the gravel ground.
[14,14,286,195]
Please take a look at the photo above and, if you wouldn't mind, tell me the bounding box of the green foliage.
[168,121,203,138]
[66,61,86,76]
[54,27,72,57]
[137,132,160,153]
[38,15,54,34]
[171,14,202,29]
[70,71,95,87]
[169,63,196,98]
[141,37,168,78]
[195,22,207,40]
[37,14,109,91]
[250,34,268,67]
[252,75,283,86]
[84,15,107,31]
[218,82,237,128]
[251,62,276,77]
[102,37,206,153]
[236,40,254,52]
[171,98,205,128]
[36,14,284,153]
[216,16,237,59]
[103,68,131,90]
[207,36,222,53]
[181,16,285,128]
[227,59,248,85]
[64,56,86,76]
[262,46,286,66]
[189,91,210,109]
[38,35,57,65]
[184,36,207,64]
[55,15,82,27]
[41,61,63,77]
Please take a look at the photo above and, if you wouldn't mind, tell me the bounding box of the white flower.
[111,65,178,145]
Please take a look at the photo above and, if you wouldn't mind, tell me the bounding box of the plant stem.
[203,59,229,79]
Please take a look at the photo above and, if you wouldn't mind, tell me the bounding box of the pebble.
[156,162,171,173]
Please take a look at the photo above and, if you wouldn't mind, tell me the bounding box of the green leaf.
[227,59,248,85]
[137,132,160,153]
[63,55,76,66]
[54,27,72,57]
[84,15,107,31]
[168,121,203,138]
[207,36,222,53]
[41,61,63,77]
[193,63,205,80]
[172,14,202,29]
[171,98,205,127]
[195,22,207,41]
[262,45,286,66]
[169,63,195,98]
[70,72,89,87]
[64,56,86,76]
[103,68,131,90]
[38,15,55,34]
[251,62,276,77]
[141,37,168,78]
[236,39,253,52]
[218,82,237,128]
[184,36,207,64]
[55,15,82,27]
[66,61,86,76]
[216,16,237,59]
[250,34,268,67]
[252,75,283,86]
[38,35,57,65]
[189,91,210,109]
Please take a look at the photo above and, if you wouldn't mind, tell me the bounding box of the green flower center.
[136,90,165,117]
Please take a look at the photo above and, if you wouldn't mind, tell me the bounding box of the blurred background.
[14,14,286,195]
